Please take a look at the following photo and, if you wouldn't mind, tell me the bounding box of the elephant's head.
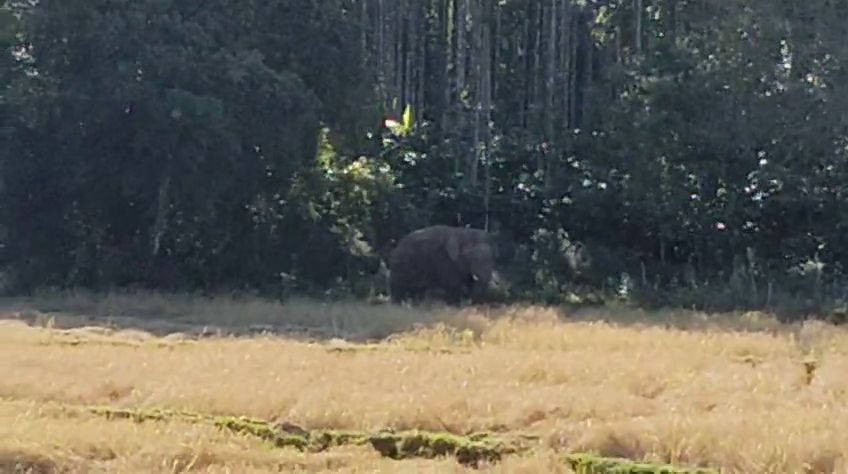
[445,228,503,292]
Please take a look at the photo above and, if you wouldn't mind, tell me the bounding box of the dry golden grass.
[1,291,848,473]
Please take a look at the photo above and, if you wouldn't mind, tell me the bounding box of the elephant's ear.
[445,231,462,262]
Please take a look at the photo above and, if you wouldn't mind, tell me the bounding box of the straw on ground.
[0,292,846,473]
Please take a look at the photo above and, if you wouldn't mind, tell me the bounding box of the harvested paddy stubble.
[0,295,847,472]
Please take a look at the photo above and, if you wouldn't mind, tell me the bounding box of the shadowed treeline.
[3,1,848,319]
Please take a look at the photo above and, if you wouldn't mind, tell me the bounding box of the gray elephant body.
[387,225,500,305]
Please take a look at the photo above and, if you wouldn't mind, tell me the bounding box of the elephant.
[387,225,504,305]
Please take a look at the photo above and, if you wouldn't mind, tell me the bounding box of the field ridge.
[5,398,719,472]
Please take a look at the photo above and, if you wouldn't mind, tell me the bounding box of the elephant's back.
[388,230,452,286]
[389,228,445,265]
[388,239,436,273]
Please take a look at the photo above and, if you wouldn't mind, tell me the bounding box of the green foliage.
[565,453,718,473]
[4,0,848,319]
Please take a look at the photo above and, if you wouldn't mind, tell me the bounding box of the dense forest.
[3,0,848,317]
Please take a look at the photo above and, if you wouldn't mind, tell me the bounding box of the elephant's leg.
[440,287,465,306]
[410,287,428,304]
[434,270,472,306]
[463,273,477,297]
[392,280,428,306]
[390,291,409,304]
[389,277,415,305]
[469,284,487,304]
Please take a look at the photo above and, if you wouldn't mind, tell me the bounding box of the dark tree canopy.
[3,0,848,317]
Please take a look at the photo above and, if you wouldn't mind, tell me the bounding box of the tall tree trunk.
[481,1,492,228]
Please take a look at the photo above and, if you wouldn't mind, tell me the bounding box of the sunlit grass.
[0,290,846,472]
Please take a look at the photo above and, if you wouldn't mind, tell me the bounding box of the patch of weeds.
[78,405,532,467]
[74,405,719,471]
[0,449,60,474]
[730,354,763,367]
[565,453,718,473]
[322,339,473,355]
[36,337,143,348]
[368,430,532,468]
[802,353,819,386]
[86,406,205,424]
[323,339,384,354]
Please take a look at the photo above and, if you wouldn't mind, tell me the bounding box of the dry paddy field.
[1,292,848,473]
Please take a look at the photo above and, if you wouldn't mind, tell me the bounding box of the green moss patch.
[81,406,532,467]
[367,430,534,467]
[79,405,717,471]
[565,453,718,473]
